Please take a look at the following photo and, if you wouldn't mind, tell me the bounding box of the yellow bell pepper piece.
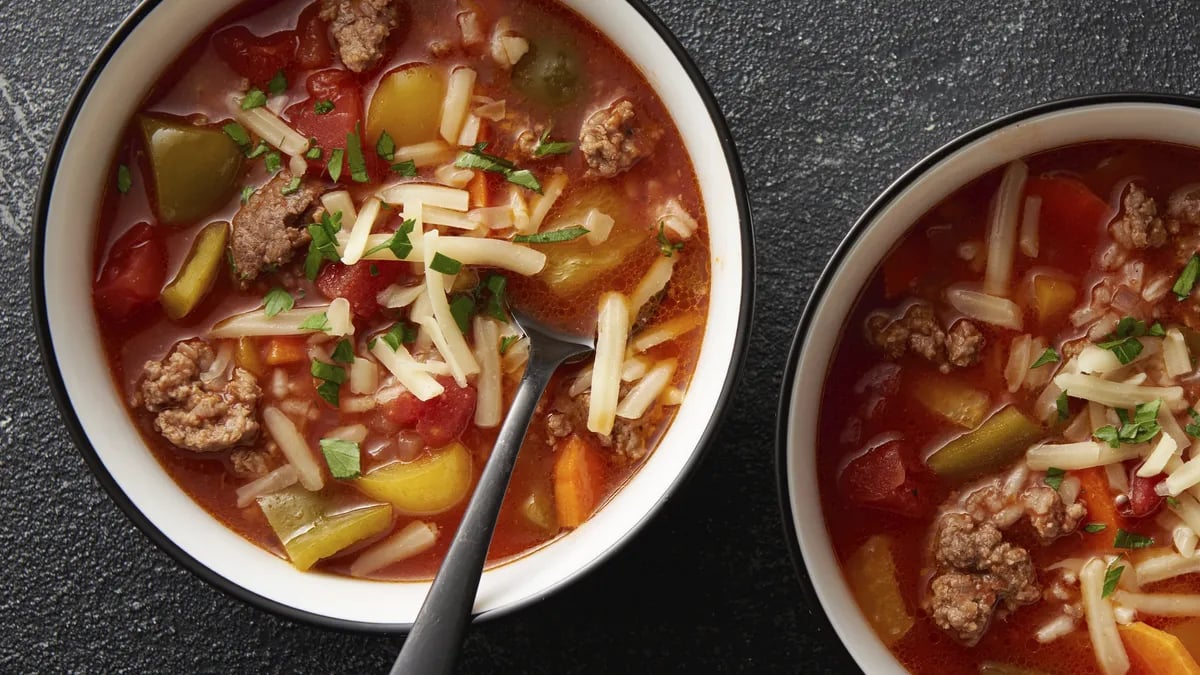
[367,65,445,148]
[138,116,243,225]
[845,535,913,647]
[258,487,393,571]
[355,442,473,516]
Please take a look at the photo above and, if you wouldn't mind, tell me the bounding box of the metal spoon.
[390,308,594,675]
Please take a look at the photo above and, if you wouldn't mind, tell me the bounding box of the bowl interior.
[38,0,748,627]
[781,99,1200,673]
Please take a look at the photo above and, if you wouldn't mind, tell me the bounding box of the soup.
[819,141,1200,673]
[91,0,709,581]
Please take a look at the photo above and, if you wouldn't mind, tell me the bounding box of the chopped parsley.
[241,87,267,110]
[1096,317,1160,365]
[512,226,589,244]
[1083,522,1108,534]
[369,264,379,277]
[263,287,294,317]
[484,274,508,321]
[391,159,418,177]
[363,219,416,259]
[319,438,361,479]
[430,252,463,275]
[1043,467,1065,491]
[1102,558,1126,598]
[1056,390,1070,422]
[264,151,283,174]
[1187,408,1200,438]
[331,339,355,364]
[450,295,475,333]
[533,128,575,156]
[1094,399,1162,448]
[240,186,255,204]
[268,70,288,96]
[1030,348,1060,369]
[378,322,416,350]
[1174,254,1200,300]
[346,124,369,183]
[310,358,346,406]
[658,222,684,257]
[222,122,251,149]
[500,335,520,355]
[305,145,323,160]
[280,176,302,195]
[116,164,132,194]
[246,141,270,159]
[328,148,345,182]
[314,100,335,115]
[304,210,343,280]
[455,142,542,193]
[1169,496,1183,508]
[376,130,396,161]
[300,312,331,332]
[1113,528,1155,549]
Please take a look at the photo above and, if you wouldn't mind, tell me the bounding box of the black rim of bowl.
[31,0,755,634]
[773,92,1200,672]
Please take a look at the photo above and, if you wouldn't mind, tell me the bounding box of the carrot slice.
[553,434,607,528]
[1120,622,1200,674]
[264,336,308,366]
[1077,466,1124,549]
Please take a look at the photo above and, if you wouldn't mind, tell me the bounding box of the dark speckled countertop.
[5,1,1200,672]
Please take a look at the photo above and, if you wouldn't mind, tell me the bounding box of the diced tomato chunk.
[294,2,333,70]
[315,259,408,318]
[94,223,167,321]
[382,378,477,449]
[211,25,298,84]
[1122,470,1166,520]
[1024,176,1111,263]
[285,69,382,180]
[840,439,931,518]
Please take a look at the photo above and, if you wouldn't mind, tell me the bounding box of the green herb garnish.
[658,222,684,257]
[1102,558,1125,598]
[319,438,361,479]
[304,210,343,280]
[533,128,575,156]
[300,312,332,332]
[246,141,270,159]
[455,142,542,193]
[268,70,287,96]
[363,219,415,259]
[511,226,589,244]
[346,124,368,183]
[379,322,416,351]
[430,253,463,275]
[328,148,345,182]
[1188,408,1200,438]
[116,164,132,194]
[1113,528,1155,549]
[222,122,251,149]
[1094,400,1162,447]
[1044,467,1065,491]
[280,176,302,195]
[314,100,335,115]
[450,295,474,333]
[310,359,345,406]
[305,145,322,160]
[1056,390,1070,422]
[263,287,294,317]
[241,88,267,110]
[240,186,255,204]
[1084,522,1107,534]
[484,274,508,321]
[1030,348,1060,369]
[376,130,396,161]
[1174,254,1200,300]
[500,335,520,355]
[331,339,355,364]
[391,159,418,177]
[264,151,283,174]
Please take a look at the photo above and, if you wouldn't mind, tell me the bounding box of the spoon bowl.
[391,309,594,674]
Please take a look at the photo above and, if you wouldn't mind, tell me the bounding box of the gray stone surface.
[3,0,1199,672]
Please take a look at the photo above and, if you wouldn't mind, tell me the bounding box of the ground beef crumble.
[1111,184,1169,250]
[866,303,984,373]
[579,100,661,178]
[925,471,1085,646]
[134,340,262,453]
[229,172,321,288]
[320,0,401,73]
[542,388,658,462]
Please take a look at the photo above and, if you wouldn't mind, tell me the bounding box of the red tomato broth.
[816,141,1200,673]
[92,0,709,581]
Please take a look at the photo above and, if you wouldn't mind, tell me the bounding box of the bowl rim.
[31,0,755,634]
[773,92,1200,672]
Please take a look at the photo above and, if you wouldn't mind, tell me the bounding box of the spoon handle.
[390,351,563,675]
